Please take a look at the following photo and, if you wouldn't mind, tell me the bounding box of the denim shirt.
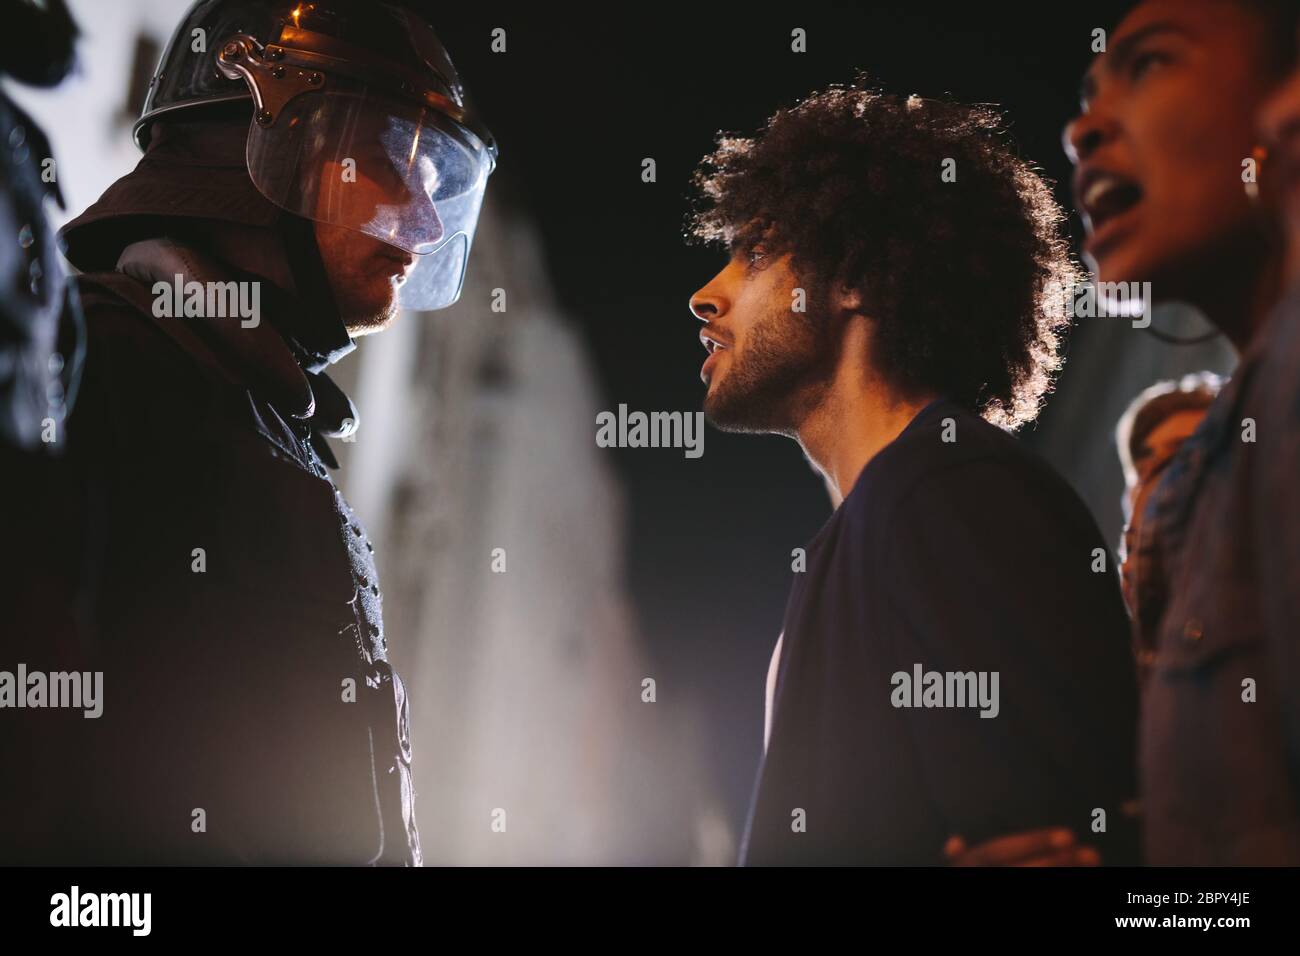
[1134,287,1300,864]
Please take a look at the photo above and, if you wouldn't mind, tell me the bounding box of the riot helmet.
[137,0,496,311]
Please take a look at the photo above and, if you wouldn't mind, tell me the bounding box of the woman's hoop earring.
[1245,144,1268,203]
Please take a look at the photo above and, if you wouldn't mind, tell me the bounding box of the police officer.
[4,0,495,864]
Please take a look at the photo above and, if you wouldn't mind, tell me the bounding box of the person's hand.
[943,828,1101,866]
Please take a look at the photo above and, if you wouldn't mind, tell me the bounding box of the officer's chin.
[344,289,402,336]
[346,311,399,337]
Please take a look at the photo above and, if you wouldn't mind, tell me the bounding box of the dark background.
[435,2,1149,829]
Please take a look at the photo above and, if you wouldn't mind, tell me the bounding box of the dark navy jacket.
[740,399,1138,865]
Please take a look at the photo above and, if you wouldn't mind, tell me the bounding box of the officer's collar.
[116,237,358,438]
[272,211,357,375]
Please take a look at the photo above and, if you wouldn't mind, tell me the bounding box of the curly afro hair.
[688,82,1080,430]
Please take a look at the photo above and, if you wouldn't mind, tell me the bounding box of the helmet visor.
[245,86,491,311]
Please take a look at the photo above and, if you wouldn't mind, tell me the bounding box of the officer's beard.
[314,222,410,336]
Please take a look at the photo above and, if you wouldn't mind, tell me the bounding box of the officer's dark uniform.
[3,0,494,866]
[5,116,419,865]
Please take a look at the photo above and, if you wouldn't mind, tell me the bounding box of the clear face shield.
[218,35,493,311]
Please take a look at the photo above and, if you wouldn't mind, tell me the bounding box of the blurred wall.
[5,0,187,223]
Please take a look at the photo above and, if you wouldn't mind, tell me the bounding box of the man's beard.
[703,301,834,435]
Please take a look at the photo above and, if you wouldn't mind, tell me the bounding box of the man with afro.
[687,83,1139,865]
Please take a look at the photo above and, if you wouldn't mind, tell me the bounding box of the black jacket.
[741,399,1139,865]
[1,120,420,864]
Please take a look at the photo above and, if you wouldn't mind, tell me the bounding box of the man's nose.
[689,284,727,322]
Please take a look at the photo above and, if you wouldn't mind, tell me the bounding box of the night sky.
[431,3,1137,826]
